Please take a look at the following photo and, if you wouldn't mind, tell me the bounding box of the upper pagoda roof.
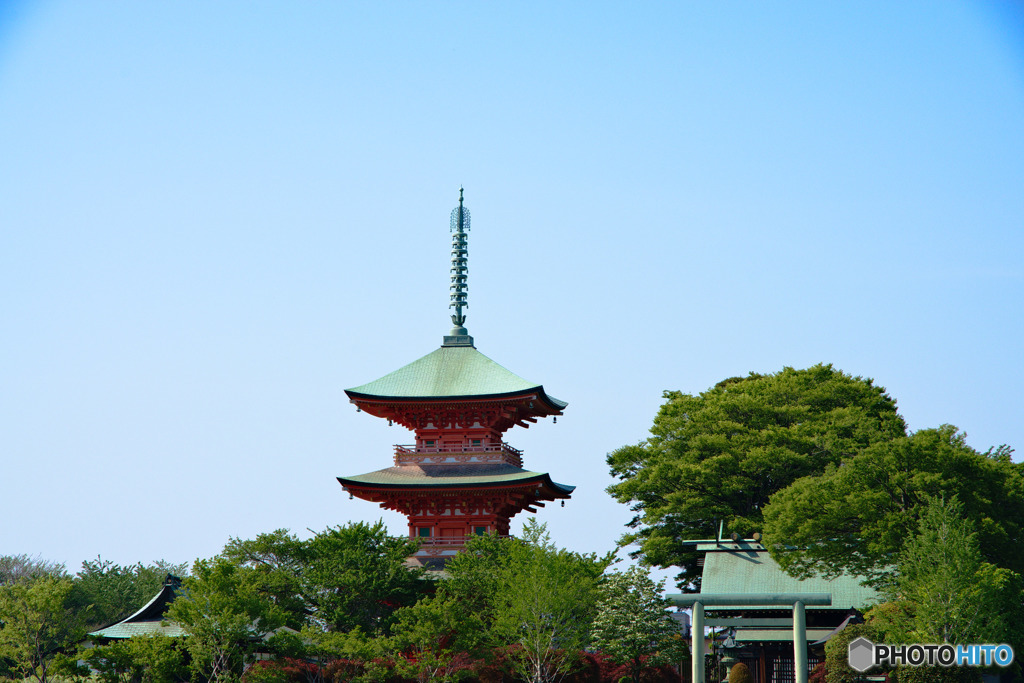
[346,344,567,409]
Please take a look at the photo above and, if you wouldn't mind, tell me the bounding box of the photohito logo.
[848,637,1014,672]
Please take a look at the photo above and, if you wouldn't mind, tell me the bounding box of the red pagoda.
[338,190,573,564]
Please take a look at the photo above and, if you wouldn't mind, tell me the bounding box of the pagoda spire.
[445,188,473,347]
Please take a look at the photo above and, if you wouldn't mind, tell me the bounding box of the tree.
[0,574,89,683]
[590,566,687,683]
[762,426,1024,583]
[301,522,425,635]
[167,557,286,683]
[221,530,308,632]
[83,635,188,683]
[886,495,1022,646]
[223,522,427,636]
[0,555,65,586]
[385,596,481,683]
[607,364,906,586]
[442,520,611,683]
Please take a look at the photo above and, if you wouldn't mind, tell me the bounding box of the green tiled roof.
[700,543,880,611]
[339,463,574,493]
[346,345,566,407]
[90,621,186,639]
[88,577,185,639]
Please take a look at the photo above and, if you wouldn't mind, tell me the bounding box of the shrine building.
[338,190,574,565]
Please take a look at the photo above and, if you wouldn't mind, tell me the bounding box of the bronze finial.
[448,189,471,330]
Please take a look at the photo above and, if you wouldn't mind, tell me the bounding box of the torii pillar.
[667,593,832,683]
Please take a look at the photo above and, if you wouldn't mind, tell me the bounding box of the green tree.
[83,635,188,683]
[221,530,308,631]
[762,426,1024,583]
[301,522,425,635]
[0,555,65,586]
[888,496,1022,646]
[0,574,89,683]
[607,365,905,586]
[590,566,687,683]
[167,557,286,683]
[385,596,481,683]
[443,520,610,683]
[223,522,427,636]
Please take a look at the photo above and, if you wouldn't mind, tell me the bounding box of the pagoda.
[338,190,574,564]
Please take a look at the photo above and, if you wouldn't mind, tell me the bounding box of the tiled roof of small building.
[699,541,880,611]
[89,575,185,640]
[346,345,566,407]
[90,621,186,639]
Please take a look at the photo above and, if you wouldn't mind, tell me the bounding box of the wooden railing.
[416,537,473,546]
[394,443,522,457]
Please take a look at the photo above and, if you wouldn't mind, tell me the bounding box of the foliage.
[728,662,753,683]
[441,520,610,683]
[167,557,286,683]
[886,496,1022,646]
[590,566,687,683]
[607,364,905,586]
[809,660,826,683]
[223,522,426,636]
[222,530,308,632]
[763,426,1024,584]
[0,555,65,586]
[892,666,982,683]
[302,522,425,635]
[70,557,188,629]
[564,651,684,683]
[823,621,880,683]
[240,657,321,683]
[83,635,188,683]
[385,595,481,683]
[0,574,89,683]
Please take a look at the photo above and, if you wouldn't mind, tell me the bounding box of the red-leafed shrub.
[242,658,321,683]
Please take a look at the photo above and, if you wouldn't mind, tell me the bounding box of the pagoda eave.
[338,474,574,520]
[346,388,565,413]
[346,390,564,433]
[337,474,574,497]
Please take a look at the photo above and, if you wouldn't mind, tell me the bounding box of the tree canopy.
[222,521,426,636]
[590,566,686,683]
[762,425,1024,583]
[607,364,906,585]
[0,574,88,683]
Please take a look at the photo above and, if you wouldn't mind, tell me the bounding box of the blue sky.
[1,1,1022,580]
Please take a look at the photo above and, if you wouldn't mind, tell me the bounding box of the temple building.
[338,191,574,565]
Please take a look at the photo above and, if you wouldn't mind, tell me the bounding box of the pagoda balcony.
[394,443,523,467]
[414,536,476,556]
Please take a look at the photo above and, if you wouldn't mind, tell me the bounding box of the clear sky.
[2,1,1022,582]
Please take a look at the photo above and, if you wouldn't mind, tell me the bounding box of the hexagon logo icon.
[848,637,876,672]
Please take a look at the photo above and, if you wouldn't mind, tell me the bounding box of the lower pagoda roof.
[338,463,574,495]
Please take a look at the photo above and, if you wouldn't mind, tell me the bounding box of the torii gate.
[667,592,832,683]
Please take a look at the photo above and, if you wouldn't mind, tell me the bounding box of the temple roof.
[339,463,574,494]
[699,541,879,611]
[346,345,566,409]
[88,575,185,639]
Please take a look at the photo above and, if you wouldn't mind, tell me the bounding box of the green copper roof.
[88,576,185,639]
[339,463,574,493]
[346,345,566,407]
[700,543,880,611]
[90,621,186,639]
